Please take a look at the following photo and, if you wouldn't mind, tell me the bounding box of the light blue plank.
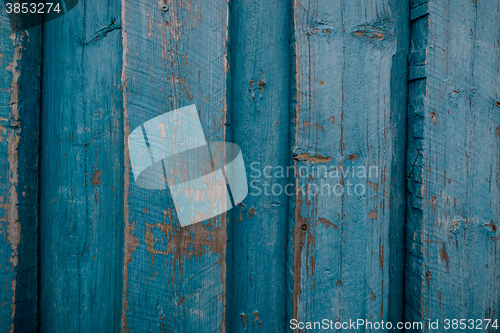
[406,0,500,331]
[288,0,409,330]
[39,0,124,331]
[121,0,229,331]
[0,12,41,333]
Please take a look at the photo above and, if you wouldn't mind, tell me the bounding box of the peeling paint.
[440,242,449,271]
[121,0,133,329]
[293,152,332,165]
[368,210,378,220]
[253,311,262,327]
[91,169,102,188]
[248,207,256,218]
[240,313,247,328]
[318,217,337,230]
[4,30,24,333]
[257,79,266,93]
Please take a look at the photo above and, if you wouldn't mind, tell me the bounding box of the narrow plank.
[121,0,229,331]
[410,3,428,21]
[288,0,409,329]
[406,0,500,329]
[226,0,290,331]
[39,0,124,331]
[0,14,41,333]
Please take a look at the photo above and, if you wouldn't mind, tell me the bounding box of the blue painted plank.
[288,0,409,330]
[0,14,41,333]
[406,0,500,330]
[121,0,229,331]
[39,0,124,331]
[226,0,290,331]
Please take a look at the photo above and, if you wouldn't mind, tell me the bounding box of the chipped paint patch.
[121,0,133,329]
[253,311,262,327]
[4,30,24,333]
[439,242,449,271]
[294,152,332,165]
[91,169,102,188]
[368,210,378,220]
[318,217,337,230]
[248,207,256,218]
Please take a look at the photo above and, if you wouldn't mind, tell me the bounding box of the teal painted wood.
[288,0,409,330]
[387,0,411,326]
[0,15,41,333]
[406,0,500,330]
[121,0,229,331]
[226,0,290,331]
[39,0,124,331]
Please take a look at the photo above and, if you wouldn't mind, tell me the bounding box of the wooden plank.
[0,14,41,333]
[406,0,500,329]
[410,3,428,21]
[288,0,409,329]
[226,0,290,331]
[39,0,124,331]
[121,0,229,331]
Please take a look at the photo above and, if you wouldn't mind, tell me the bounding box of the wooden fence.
[0,0,499,332]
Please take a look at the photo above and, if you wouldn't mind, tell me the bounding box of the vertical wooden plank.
[387,0,411,325]
[406,0,500,329]
[39,0,124,331]
[0,14,41,333]
[288,0,409,329]
[121,0,228,331]
[226,0,290,331]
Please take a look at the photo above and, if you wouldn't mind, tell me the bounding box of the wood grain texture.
[39,0,124,331]
[406,0,500,330]
[288,0,409,329]
[121,0,228,331]
[0,14,41,333]
[226,0,290,331]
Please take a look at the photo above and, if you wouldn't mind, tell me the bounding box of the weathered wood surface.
[226,0,290,331]
[406,0,500,330]
[0,13,41,333]
[2,1,500,332]
[121,0,229,331]
[288,0,409,330]
[39,0,124,331]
